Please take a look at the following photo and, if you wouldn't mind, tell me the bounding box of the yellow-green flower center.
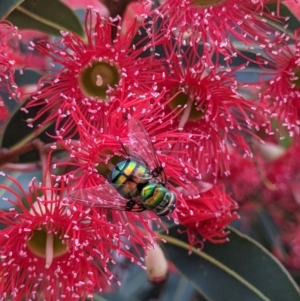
[192,0,226,8]
[169,90,206,127]
[26,228,67,268]
[78,61,120,100]
[96,150,124,175]
[292,69,300,88]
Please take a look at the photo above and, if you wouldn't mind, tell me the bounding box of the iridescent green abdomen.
[111,159,151,199]
[140,184,176,215]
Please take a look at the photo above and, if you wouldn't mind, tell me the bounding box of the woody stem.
[0,140,39,166]
[0,140,70,166]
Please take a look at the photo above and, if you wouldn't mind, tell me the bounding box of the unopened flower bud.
[145,244,168,284]
[255,141,286,162]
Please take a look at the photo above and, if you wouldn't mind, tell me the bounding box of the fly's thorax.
[140,184,176,215]
[111,159,151,199]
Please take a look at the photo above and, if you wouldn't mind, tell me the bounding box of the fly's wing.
[69,184,146,212]
[176,181,213,198]
[128,118,166,184]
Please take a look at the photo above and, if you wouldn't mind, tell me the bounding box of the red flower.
[50,123,175,247]
[54,105,205,199]
[25,8,165,138]
[50,122,166,253]
[157,46,262,175]
[149,0,280,59]
[218,148,261,202]
[261,139,300,212]
[0,173,148,300]
[0,20,20,99]
[176,183,238,247]
[51,114,237,247]
[259,30,300,131]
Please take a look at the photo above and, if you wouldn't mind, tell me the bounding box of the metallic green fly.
[71,118,176,216]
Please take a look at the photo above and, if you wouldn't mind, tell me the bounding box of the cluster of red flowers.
[221,137,300,270]
[0,0,299,299]
[0,21,21,100]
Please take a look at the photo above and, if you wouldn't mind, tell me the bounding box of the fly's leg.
[151,166,163,178]
[116,137,130,157]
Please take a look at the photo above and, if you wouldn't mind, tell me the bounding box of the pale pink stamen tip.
[178,98,193,130]
[96,75,104,87]
[45,232,54,269]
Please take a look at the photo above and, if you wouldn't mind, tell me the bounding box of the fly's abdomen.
[139,184,167,213]
[111,159,151,199]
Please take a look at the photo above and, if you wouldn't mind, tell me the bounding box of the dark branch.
[101,0,138,18]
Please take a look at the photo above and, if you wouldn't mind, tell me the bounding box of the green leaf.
[159,226,300,301]
[271,118,293,148]
[15,69,43,86]
[91,296,108,301]
[253,210,286,260]
[0,97,57,163]
[279,3,300,32]
[98,293,140,301]
[117,260,195,301]
[120,264,163,300]
[160,273,195,301]
[6,0,84,36]
[267,3,300,34]
[231,210,286,261]
[0,0,24,18]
